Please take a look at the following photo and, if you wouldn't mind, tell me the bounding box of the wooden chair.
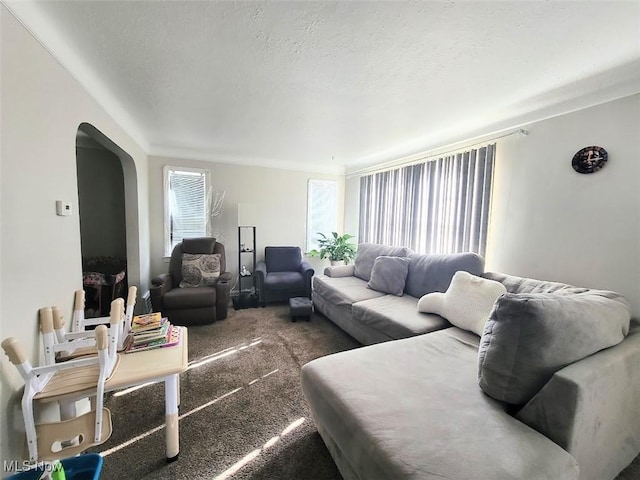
[47,286,136,363]
[1,301,122,462]
[72,286,137,351]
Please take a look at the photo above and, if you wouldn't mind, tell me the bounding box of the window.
[359,144,495,256]
[164,166,210,256]
[306,179,338,252]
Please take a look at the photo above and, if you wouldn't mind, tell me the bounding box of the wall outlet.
[56,200,72,216]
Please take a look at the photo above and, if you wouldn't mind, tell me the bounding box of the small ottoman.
[289,297,313,322]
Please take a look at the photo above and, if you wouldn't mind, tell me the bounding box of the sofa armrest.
[516,323,640,480]
[300,260,316,282]
[215,273,232,320]
[218,271,232,283]
[150,273,172,312]
[255,262,267,303]
[323,264,355,278]
[300,261,314,275]
[300,261,315,297]
[255,261,267,283]
[151,273,171,288]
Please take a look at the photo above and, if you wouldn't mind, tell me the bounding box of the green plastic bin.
[5,454,102,480]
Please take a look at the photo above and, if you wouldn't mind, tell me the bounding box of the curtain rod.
[346,128,528,178]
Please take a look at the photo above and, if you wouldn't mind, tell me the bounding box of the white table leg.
[165,374,179,461]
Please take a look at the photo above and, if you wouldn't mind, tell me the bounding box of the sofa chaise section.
[304,268,640,480]
[515,320,640,480]
[301,328,579,480]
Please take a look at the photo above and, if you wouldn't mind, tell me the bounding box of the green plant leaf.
[312,232,357,263]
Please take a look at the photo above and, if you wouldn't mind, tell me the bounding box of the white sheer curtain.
[359,144,495,256]
[307,179,338,251]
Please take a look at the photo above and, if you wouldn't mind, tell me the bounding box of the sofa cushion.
[367,256,410,296]
[264,271,304,291]
[353,243,413,282]
[301,329,579,480]
[404,252,484,298]
[352,295,449,339]
[417,271,506,336]
[179,253,221,288]
[313,275,386,307]
[265,246,302,272]
[483,271,587,295]
[182,237,216,254]
[478,290,631,405]
[163,286,217,309]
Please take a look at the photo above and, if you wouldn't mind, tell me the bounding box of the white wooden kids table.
[105,327,188,460]
[34,327,188,461]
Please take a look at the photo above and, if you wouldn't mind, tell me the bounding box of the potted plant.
[309,232,357,265]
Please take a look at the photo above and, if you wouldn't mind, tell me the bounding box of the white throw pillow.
[417,271,506,336]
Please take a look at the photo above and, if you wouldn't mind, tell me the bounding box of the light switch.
[56,201,72,216]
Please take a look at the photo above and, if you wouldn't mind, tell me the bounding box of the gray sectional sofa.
[312,243,485,345]
[303,243,640,480]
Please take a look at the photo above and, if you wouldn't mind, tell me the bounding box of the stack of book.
[124,312,181,353]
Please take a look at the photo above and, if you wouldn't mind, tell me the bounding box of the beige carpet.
[92,305,640,479]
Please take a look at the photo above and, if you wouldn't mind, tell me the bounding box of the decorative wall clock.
[572,146,608,174]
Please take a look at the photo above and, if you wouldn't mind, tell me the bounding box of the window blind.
[359,144,495,256]
[164,168,208,255]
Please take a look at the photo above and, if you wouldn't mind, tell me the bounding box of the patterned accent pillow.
[366,256,411,296]
[180,253,221,288]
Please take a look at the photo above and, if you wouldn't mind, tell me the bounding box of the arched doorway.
[76,123,141,316]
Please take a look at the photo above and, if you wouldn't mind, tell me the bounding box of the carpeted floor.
[92,305,358,480]
[92,305,640,480]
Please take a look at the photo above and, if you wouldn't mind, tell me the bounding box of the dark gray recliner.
[150,238,231,325]
[255,246,314,306]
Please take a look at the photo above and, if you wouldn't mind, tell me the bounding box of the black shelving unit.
[237,226,257,307]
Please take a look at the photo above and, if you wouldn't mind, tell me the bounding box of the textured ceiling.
[6,1,640,173]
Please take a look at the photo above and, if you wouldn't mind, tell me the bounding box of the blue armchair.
[255,246,314,306]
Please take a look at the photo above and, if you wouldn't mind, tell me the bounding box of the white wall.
[486,94,640,315]
[0,7,150,464]
[345,94,640,316]
[148,156,344,284]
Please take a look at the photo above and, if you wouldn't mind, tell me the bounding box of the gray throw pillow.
[354,243,413,282]
[367,256,411,296]
[478,290,631,405]
[180,253,221,288]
